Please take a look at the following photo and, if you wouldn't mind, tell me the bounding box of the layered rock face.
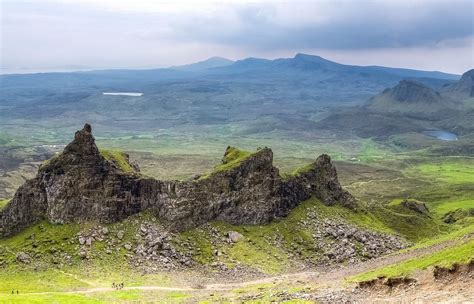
[0,124,354,237]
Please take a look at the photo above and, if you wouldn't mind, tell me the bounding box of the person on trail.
[11,289,14,295]
[17,290,19,294]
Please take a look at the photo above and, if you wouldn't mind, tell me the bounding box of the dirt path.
[207,232,473,290]
[21,233,473,298]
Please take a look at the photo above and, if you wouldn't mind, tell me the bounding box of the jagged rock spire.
[63,123,100,158]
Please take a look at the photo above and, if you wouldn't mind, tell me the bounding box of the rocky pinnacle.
[0,124,355,237]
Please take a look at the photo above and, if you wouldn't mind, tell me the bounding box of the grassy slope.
[177,198,450,274]
[348,156,474,282]
[0,199,10,210]
[198,147,252,179]
[99,149,135,173]
[350,238,474,282]
[0,135,473,301]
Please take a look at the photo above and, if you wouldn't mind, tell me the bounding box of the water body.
[103,92,143,97]
[423,130,458,141]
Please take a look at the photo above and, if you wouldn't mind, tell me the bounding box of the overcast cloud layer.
[1,0,473,74]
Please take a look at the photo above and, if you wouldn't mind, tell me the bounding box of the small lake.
[423,130,458,141]
[103,92,143,97]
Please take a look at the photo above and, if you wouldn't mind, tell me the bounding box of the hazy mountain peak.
[171,56,234,71]
[442,68,474,98]
[461,69,474,80]
[293,53,332,63]
[388,80,442,103]
[366,79,456,113]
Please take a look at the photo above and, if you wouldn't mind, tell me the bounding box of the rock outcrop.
[0,124,354,237]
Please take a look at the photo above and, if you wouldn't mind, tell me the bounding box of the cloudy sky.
[1,0,473,74]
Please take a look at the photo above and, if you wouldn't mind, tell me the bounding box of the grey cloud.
[1,0,472,73]
[165,1,473,50]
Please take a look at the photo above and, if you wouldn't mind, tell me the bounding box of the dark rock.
[442,208,474,224]
[16,252,31,264]
[0,124,355,237]
[401,200,430,216]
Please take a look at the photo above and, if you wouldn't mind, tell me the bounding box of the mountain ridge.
[0,124,355,237]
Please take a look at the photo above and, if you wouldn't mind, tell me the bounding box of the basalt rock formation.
[0,124,354,237]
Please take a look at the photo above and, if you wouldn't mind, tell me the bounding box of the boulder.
[227,231,244,242]
[16,252,31,264]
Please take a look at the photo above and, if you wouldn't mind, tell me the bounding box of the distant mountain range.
[0,53,470,145]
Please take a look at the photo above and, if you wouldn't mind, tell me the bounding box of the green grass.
[0,293,103,304]
[431,199,474,216]
[175,197,452,274]
[99,149,136,173]
[282,163,315,179]
[0,198,10,210]
[358,139,392,163]
[0,289,191,303]
[400,223,474,252]
[350,238,474,282]
[198,147,252,179]
[406,159,474,184]
[177,200,325,274]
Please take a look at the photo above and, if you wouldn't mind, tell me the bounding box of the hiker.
[17,290,19,294]
[11,289,14,295]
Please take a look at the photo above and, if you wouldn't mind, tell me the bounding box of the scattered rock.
[16,252,31,264]
[401,200,430,216]
[227,231,244,242]
[117,230,124,240]
[79,251,88,259]
[78,236,86,245]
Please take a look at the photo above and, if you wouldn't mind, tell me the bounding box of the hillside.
[316,69,474,141]
[0,125,472,303]
[367,80,458,113]
[442,69,474,101]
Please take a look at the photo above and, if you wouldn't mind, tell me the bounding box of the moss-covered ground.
[99,149,136,173]
[0,198,10,210]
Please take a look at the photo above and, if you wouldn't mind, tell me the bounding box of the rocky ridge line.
[0,124,355,237]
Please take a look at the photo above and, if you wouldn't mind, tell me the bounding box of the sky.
[0,0,473,74]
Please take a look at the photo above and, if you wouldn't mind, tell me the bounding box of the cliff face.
[0,124,354,237]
